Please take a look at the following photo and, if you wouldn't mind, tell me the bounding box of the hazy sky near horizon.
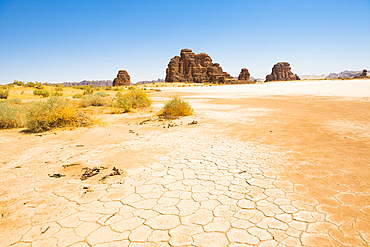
[0,0,369,84]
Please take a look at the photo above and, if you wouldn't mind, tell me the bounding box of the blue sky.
[0,0,369,84]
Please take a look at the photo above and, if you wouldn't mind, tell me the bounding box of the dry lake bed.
[1,79,370,247]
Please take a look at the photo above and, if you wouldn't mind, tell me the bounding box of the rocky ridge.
[61,80,113,88]
[326,70,362,79]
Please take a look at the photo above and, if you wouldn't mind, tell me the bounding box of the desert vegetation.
[0,89,9,99]
[0,96,92,132]
[0,99,27,129]
[0,81,159,132]
[80,93,109,107]
[26,97,92,133]
[159,95,193,117]
[114,86,152,112]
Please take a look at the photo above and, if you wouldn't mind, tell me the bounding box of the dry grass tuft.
[0,89,9,99]
[159,96,193,117]
[0,99,27,129]
[80,93,108,107]
[114,87,152,112]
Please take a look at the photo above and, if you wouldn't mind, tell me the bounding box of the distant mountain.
[325,70,362,79]
[299,70,363,80]
[61,80,113,87]
[135,78,165,85]
[299,74,328,80]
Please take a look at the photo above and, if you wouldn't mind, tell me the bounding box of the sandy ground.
[1,79,370,246]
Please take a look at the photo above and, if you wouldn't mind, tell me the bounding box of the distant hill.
[299,70,363,80]
[326,70,362,79]
[299,74,328,80]
[135,78,165,85]
[61,80,113,87]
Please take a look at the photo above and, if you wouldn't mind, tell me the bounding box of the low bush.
[94,92,109,97]
[35,82,44,89]
[56,84,64,91]
[112,87,125,91]
[33,89,50,97]
[26,82,36,87]
[73,93,83,98]
[26,97,92,132]
[80,93,108,107]
[114,87,152,112]
[33,89,43,96]
[0,101,27,129]
[52,91,63,97]
[41,90,50,98]
[13,80,25,86]
[83,87,94,95]
[0,89,9,99]
[7,98,22,105]
[159,96,193,117]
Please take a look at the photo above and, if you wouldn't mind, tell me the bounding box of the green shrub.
[83,87,94,95]
[115,87,152,112]
[7,98,22,104]
[159,96,193,117]
[35,82,44,89]
[33,89,43,96]
[26,97,92,133]
[94,92,109,97]
[0,89,9,99]
[33,89,50,97]
[56,84,64,91]
[26,82,36,87]
[80,94,107,107]
[41,90,50,97]
[13,80,24,86]
[52,91,63,97]
[0,101,27,129]
[73,93,83,98]
[112,87,124,91]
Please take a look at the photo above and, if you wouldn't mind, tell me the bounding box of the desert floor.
[1,79,370,247]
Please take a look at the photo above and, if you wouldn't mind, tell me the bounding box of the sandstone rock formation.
[165,49,234,83]
[113,70,131,86]
[238,68,250,81]
[265,62,300,82]
[354,69,368,79]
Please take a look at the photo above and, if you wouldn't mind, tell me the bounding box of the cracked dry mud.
[1,82,370,246]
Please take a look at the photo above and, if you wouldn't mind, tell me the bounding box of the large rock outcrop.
[265,62,300,82]
[113,70,131,86]
[165,49,234,83]
[238,68,250,82]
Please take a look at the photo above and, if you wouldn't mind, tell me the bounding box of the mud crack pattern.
[1,128,369,246]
